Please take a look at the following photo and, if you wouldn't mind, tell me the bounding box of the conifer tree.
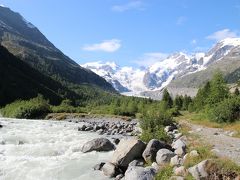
[193,81,210,111]
[162,89,173,108]
[208,71,229,105]
[174,95,183,110]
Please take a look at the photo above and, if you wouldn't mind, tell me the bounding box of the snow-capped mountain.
[82,38,240,95]
[82,62,147,92]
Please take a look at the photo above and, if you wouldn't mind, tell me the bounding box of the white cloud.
[206,29,239,41]
[191,39,197,45]
[82,39,121,52]
[112,1,145,12]
[133,52,168,67]
[176,16,187,25]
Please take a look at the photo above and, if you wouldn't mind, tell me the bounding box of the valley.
[0,2,239,180]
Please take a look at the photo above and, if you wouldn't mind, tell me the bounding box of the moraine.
[0,118,117,180]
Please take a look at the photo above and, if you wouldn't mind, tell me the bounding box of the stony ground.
[180,120,240,165]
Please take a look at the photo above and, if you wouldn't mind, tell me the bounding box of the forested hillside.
[0,45,83,106]
[0,6,115,93]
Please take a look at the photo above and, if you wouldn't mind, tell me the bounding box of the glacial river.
[0,118,113,180]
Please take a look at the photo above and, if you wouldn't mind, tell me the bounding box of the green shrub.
[140,126,170,142]
[51,99,77,113]
[1,94,50,119]
[167,107,180,116]
[208,96,240,123]
[140,110,173,142]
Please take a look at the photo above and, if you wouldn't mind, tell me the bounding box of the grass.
[155,165,173,180]
[175,111,240,138]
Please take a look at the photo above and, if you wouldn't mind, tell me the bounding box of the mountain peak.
[82,61,119,71]
[83,37,240,95]
[219,37,240,47]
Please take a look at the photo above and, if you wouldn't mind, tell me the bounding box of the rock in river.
[81,138,115,153]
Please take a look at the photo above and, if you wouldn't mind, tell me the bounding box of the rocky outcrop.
[92,121,238,180]
[81,138,115,153]
[78,121,140,136]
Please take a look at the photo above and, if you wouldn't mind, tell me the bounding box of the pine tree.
[182,95,192,110]
[208,71,229,105]
[174,95,183,110]
[193,81,211,111]
[162,89,173,108]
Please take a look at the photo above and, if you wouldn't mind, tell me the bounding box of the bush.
[140,126,170,142]
[51,99,77,113]
[1,94,50,119]
[167,107,180,116]
[208,96,240,123]
[139,110,173,142]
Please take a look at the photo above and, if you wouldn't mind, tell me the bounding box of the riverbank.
[45,112,132,121]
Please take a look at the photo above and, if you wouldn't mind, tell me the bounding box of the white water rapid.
[0,118,113,180]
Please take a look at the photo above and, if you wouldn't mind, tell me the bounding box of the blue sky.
[1,0,240,67]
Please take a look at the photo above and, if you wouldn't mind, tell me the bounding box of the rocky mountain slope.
[0,6,115,92]
[83,38,240,98]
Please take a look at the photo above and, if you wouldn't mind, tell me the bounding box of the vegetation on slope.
[0,6,115,92]
[187,71,240,123]
[0,45,119,107]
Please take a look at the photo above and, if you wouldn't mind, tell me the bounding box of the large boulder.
[142,139,170,162]
[102,162,118,177]
[188,159,214,180]
[172,139,186,150]
[111,138,146,168]
[81,138,115,153]
[156,148,175,165]
[124,166,156,180]
[172,139,186,156]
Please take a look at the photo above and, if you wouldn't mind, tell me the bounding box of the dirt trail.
[180,120,240,165]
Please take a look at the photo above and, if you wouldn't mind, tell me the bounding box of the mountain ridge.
[83,38,240,98]
[0,6,115,92]
[0,45,83,106]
